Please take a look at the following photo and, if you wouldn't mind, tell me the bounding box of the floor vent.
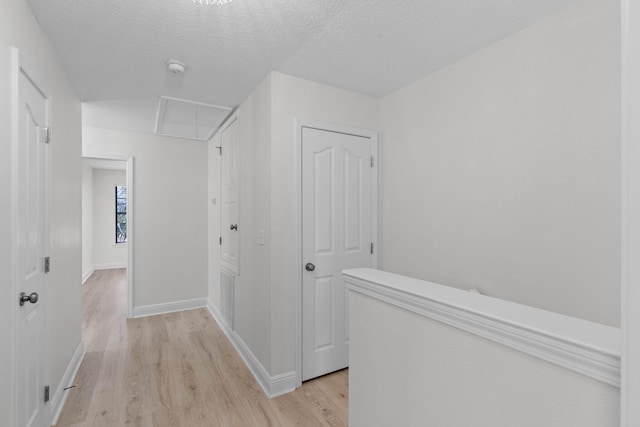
[220,270,235,330]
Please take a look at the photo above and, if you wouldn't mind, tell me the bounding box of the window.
[115,185,127,244]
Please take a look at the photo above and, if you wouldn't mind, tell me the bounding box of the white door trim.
[294,118,378,386]
[82,155,135,318]
[11,47,52,427]
[621,1,639,424]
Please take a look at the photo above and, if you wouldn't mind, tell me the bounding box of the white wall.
[269,72,380,375]
[349,291,619,427]
[379,0,620,326]
[92,168,127,268]
[83,126,208,309]
[82,162,94,280]
[0,0,83,423]
[209,71,380,381]
[209,75,273,370]
[234,75,273,369]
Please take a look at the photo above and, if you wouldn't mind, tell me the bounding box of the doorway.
[81,155,134,318]
[296,120,378,383]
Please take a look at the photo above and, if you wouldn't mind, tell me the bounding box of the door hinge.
[44,385,50,403]
[370,243,374,254]
[371,156,374,167]
[43,127,51,144]
[219,236,222,245]
[44,256,50,273]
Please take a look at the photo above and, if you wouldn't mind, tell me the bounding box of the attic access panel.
[155,96,232,141]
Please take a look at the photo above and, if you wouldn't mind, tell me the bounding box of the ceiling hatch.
[155,96,232,141]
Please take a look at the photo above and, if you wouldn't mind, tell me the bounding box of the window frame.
[115,185,127,244]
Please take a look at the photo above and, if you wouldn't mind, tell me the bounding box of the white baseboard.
[93,262,127,270]
[83,263,126,285]
[50,342,85,426]
[82,267,95,285]
[133,297,208,318]
[206,299,297,398]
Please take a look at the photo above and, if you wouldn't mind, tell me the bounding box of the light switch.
[257,230,265,246]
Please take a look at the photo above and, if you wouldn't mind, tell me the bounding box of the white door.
[220,113,240,275]
[302,126,375,381]
[15,66,49,427]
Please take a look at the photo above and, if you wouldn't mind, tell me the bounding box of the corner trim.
[206,299,296,398]
[344,269,621,387]
[133,298,207,318]
[50,342,85,426]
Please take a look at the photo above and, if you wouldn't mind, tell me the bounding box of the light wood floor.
[55,269,348,426]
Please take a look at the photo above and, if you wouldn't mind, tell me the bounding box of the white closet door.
[220,114,240,275]
[302,126,374,381]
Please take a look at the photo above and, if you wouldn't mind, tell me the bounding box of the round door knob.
[305,263,315,272]
[230,224,238,231]
[19,292,39,306]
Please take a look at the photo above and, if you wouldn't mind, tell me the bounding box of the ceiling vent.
[155,96,232,141]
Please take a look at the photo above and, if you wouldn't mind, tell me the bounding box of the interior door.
[220,114,240,275]
[302,126,374,381]
[15,66,49,427]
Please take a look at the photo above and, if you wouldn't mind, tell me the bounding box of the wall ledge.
[344,268,621,387]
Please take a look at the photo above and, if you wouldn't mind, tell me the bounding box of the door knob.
[230,224,238,231]
[19,292,39,307]
[305,263,315,272]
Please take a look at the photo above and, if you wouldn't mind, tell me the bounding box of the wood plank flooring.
[55,269,348,426]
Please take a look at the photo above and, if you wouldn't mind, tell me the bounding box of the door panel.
[16,67,48,427]
[344,149,362,252]
[314,276,334,350]
[220,115,240,274]
[314,147,334,254]
[302,127,373,381]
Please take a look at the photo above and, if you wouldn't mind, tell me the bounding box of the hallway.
[55,269,348,426]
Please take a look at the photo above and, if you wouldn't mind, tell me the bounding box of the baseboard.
[82,267,95,285]
[50,342,85,426]
[93,262,127,270]
[206,299,297,398]
[133,297,208,318]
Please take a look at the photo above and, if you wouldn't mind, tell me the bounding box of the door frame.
[81,154,135,318]
[622,0,639,424]
[294,118,378,386]
[11,47,52,427]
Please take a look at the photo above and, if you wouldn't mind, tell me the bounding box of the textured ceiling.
[26,0,583,134]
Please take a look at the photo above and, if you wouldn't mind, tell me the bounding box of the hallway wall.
[92,168,128,268]
[379,0,620,326]
[209,72,380,386]
[83,126,208,311]
[82,162,94,279]
[0,0,83,423]
[269,72,380,375]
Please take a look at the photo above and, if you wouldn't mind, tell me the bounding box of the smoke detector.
[166,60,187,74]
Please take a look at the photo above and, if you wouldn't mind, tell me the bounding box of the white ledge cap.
[344,268,621,386]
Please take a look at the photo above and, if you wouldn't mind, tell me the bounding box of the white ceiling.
[26,0,582,135]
